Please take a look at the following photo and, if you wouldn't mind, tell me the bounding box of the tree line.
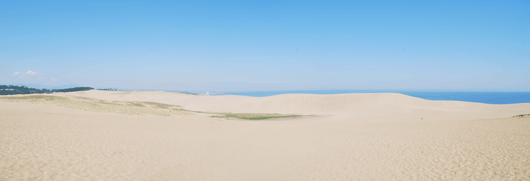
[0,85,94,95]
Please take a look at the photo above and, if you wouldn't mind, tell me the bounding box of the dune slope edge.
[1,90,529,180]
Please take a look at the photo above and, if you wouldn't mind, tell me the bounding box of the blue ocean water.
[208,90,530,104]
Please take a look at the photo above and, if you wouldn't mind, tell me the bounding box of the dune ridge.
[1,90,529,180]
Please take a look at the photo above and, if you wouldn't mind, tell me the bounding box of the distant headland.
[0,85,94,95]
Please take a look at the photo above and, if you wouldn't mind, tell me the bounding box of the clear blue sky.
[1,0,529,91]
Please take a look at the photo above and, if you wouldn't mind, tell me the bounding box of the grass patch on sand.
[211,113,301,120]
[0,95,192,117]
[2,95,69,101]
[513,114,530,118]
[141,101,179,109]
[1,95,302,120]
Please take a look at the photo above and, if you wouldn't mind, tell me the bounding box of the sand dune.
[1,90,529,180]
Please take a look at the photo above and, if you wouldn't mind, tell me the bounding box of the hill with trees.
[0,85,93,95]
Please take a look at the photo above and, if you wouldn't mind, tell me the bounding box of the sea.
[203,90,530,105]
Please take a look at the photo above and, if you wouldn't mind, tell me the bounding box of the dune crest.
[1,90,529,180]
[53,90,530,121]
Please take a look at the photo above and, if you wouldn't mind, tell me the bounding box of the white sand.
[1,90,529,180]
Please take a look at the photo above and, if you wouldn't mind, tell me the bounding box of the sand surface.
[1,90,529,180]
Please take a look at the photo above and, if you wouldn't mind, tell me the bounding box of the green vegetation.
[97,88,119,91]
[513,114,530,118]
[0,95,303,120]
[212,113,301,120]
[0,95,191,117]
[141,101,179,109]
[0,85,93,95]
[1,95,69,101]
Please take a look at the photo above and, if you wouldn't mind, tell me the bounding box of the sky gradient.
[1,0,529,91]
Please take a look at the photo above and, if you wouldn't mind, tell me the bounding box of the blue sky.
[1,0,529,91]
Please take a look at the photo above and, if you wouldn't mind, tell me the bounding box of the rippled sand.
[1,90,529,180]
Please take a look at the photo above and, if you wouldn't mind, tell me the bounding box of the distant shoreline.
[202,90,530,105]
[2,84,529,105]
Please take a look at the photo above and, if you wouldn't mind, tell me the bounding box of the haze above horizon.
[1,0,529,92]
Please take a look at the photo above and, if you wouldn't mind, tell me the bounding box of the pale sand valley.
[1,90,529,180]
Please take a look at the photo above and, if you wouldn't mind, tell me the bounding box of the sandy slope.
[1,90,529,180]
